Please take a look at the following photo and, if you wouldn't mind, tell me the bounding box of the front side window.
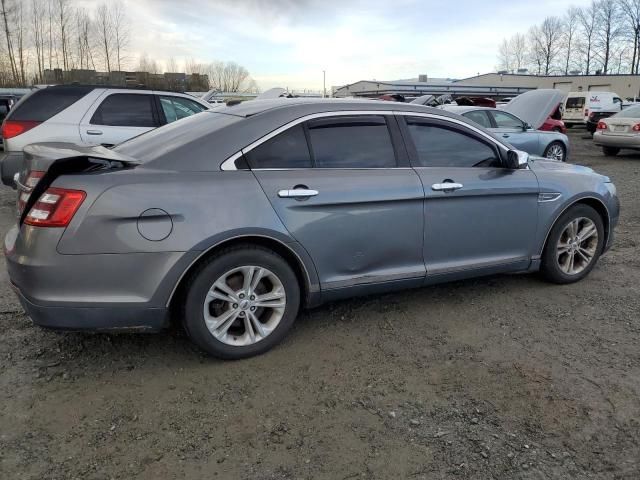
[406,119,501,168]
[307,116,396,168]
[160,96,206,123]
[491,111,524,129]
[91,93,156,127]
[245,124,311,169]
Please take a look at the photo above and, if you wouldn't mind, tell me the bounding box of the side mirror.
[506,150,529,169]
[522,122,531,131]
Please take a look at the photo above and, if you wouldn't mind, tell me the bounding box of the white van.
[563,91,623,127]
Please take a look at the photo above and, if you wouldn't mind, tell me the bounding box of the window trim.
[399,115,506,169]
[90,92,161,128]
[221,110,508,171]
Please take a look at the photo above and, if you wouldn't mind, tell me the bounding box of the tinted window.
[159,96,206,123]
[407,120,500,168]
[566,97,585,108]
[245,124,311,169]
[7,86,92,122]
[492,111,523,129]
[91,94,156,127]
[0,101,9,123]
[463,110,492,128]
[307,116,396,168]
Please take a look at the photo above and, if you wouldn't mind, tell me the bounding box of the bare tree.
[529,17,563,75]
[620,0,640,73]
[0,0,19,83]
[595,0,622,73]
[110,0,128,71]
[511,33,528,71]
[562,7,580,74]
[55,0,72,70]
[75,7,94,70]
[95,3,112,71]
[165,57,179,73]
[136,53,159,74]
[497,38,515,72]
[578,2,600,74]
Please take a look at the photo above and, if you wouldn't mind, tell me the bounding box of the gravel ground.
[1,129,639,480]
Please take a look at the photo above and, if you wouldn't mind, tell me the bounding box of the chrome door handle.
[431,183,463,191]
[86,129,103,135]
[278,189,319,198]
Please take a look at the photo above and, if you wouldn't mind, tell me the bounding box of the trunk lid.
[16,142,139,222]
[501,89,567,130]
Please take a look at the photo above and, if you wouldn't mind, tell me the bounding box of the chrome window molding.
[220,110,510,171]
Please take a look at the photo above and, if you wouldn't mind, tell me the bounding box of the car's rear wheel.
[602,146,620,156]
[540,204,604,284]
[543,141,566,162]
[182,245,300,359]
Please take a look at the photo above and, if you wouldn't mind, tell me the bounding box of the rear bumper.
[0,151,23,186]
[593,132,640,149]
[12,283,168,331]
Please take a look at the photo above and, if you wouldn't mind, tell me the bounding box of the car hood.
[501,89,566,130]
[528,156,609,180]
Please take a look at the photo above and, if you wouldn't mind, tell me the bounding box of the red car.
[539,104,567,134]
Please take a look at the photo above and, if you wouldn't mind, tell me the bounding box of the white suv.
[0,85,210,186]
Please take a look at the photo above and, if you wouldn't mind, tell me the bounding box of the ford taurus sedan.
[5,99,619,359]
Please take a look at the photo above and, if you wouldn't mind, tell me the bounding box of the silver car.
[441,89,569,162]
[5,99,619,359]
[593,104,640,156]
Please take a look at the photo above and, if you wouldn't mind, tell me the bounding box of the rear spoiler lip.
[23,142,141,167]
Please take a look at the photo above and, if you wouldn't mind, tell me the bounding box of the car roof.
[212,98,447,118]
[440,105,486,114]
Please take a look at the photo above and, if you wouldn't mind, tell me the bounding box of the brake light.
[584,108,589,117]
[633,123,640,132]
[24,187,86,227]
[1,120,41,139]
[589,112,595,119]
[17,170,45,213]
[597,121,607,130]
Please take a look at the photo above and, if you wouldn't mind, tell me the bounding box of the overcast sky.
[83,0,580,91]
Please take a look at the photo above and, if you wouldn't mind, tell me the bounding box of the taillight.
[24,187,86,227]
[1,120,41,139]
[589,112,595,119]
[597,121,607,130]
[584,108,589,117]
[17,170,45,213]
[633,124,640,132]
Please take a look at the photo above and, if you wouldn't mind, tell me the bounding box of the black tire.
[182,244,300,359]
[540,204,605,284]
[602,146,620,156]
[543,141,566,162]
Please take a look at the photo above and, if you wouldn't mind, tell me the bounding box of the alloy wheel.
[546,143,565,161]
[203,266,286,346]
[556,217,599,275]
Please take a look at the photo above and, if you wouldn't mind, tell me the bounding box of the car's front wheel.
[602,146,620,156]
[540,204,604,284]
[182,245,300,359]
[543,141,566,162]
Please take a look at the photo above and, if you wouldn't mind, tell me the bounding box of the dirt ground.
[1,129,639,480]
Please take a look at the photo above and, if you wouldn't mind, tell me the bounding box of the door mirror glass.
[506,150,529,169]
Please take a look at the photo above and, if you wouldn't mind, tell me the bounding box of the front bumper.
[594,132,640,149]
[0,150,23,186]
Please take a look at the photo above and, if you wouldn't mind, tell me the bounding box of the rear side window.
[159,96,207,123]
[307,116,396,168]
[407,120,500,168]
[7,87,92,122]
[245,124,312,169]
[566,97,585,108]
[91,94,157,127]
[463,110,492,129]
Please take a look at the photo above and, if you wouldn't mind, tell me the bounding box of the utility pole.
[323,70,326,98]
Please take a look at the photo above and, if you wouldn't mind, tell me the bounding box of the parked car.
[5,99,618,359]
[441,89,569,161]
[563,91,623,127]
[0,94,22,150]
[0,85,210,186]
[593,104,640,155]
[586,110,617,134]
[540,103,567,134]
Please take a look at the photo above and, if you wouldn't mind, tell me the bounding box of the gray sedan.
[5,99,619,359]
[441,105,569,161]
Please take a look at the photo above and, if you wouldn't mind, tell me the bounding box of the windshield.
[614,105,640,119]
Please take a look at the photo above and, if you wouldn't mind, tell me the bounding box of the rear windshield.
[614,105,640,119]
[566,97,585,109]
[7,86,93,122]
